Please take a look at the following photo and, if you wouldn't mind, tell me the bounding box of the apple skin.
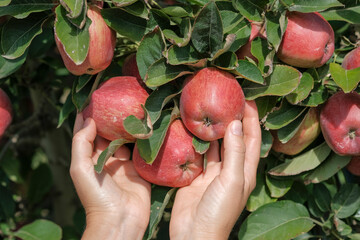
[82,76,149,142]
[342,46,360,70]
[320,91,360,156]
[277,11,335,68]
[0,89,12,139]
[133,119,203,187]
[236,22,266,62]
[346,156,360,176]
[180,67,245,141]
[55,5,116,76]
[272,107,321,155]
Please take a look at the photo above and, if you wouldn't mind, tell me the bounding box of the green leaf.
[348,234,360,240]
[145,58,193,87]
[27,164,53,204]
[243,65,301,100]
[331,184,360,219]
[298,84,328,107]
[246,173,276,212]
[213,51,237,70]
[76,74,92,92]
[162,5,193,17]
[95,139,128,173]
[255,96,277,120]
[101,8,156,42]
[0,51,27,79]
[276,110,306,143]
[250,38,271,73]
[121,1,148,19]
[265,175,293,198]
[219,8,243,33]
[123,106,153,139]
[1,12,47,59]
[0,0,11,7]
[61,0,84,18]
[136,110,173,164]
[65,0,87,29]
[320,6,360,24]
[330,63,360,93]
[165,44,203,66]
[0,0,56,19]
[54,5,90,65]
[304,153,351,184]
[191,1,223,57]
[0,151,24,183]
[260,128,273,158]
[239,200,314,240]
[14,219,62,240]
[286,72,314,105]
[136,28,165,80]
[313,183,331,212]
[227,20,251,52]
[265,100,306,130]
[57,92,75,128]
[284,181,308,204]
[72,75,95,111]
[113,0,138,7]
[234,60,264,84]
[192,136,210,154]
[143,187,177,240]
[233,0,263,21]
[163,18,191,47]
[334,217,352,236]
[0,185,15,219]
[286,0,344,13]
[265,11,287,51]
[269,142,331,176]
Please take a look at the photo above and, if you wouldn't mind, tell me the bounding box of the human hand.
[70,113,151,240]
[169,100,261,240]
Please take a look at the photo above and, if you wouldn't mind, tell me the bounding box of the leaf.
[191,1,223,57]
[276,109,306,143]
[255,96,277,120]
[1,12,47,59]
[286,0,343,13]
[260,128,273,158]
[71,75,95,111]
[112,0,137,7]
[0,0,56,19]
[265,11,287,51]
[265,99,306,130]
[334,217,352,236]
[298,84,328,107]
[250,38,271,74]
[57,92,75,128]
[227,20,251,52]
[0,51,27,79]
[60,0,84,18]
[286,72,314,105]
[163,18,191,47]
[243,65,301,100]
[234,60,264,84]
[284,181,308,204]
[123,106,153,139]
[14,219,62,240]
[213,51,237,70]
[54,5,91,65]
[162,5,193,17]
[0,185,15,219]
[233,0,263,22]
[265,175,293,198]
[239,200,314,240]
[0,0,11,7]
[121,1,148,19]
[192,136,210,154]
[95,139,128,173]
[65,0,86,29]
[331,184,360,219]
[219,7,243,33]
[304,153,351,184]
[0,151,24,183]
[269,142,331,176]
[143,187,176,240]
[76,74,92,92]
[145,58,193,87]
[136,110,173,164]
[330,63,360,93]
[313,183,331,212]
[165,44,203,66]
[136,28,165,80]
[320,6,360,24]
[27,164,53,205]
[101,8,156,42]
[246,173,276,212]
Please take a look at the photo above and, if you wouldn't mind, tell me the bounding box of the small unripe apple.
[272,107,320,155]
[342,46,360,70]
[0,89,12,139]
[82,76,149,142]
[347,156,360,176]
[133,119,203,187]
[277,11,335,68]
[180,67,245,141]
[55,5,116,76]
[320,91,360,156]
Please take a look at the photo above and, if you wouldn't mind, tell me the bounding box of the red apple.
[82,76,149,142]
[55,5,116,76]
[342,46,360,70]
[272,107,321,155]
[320,91,360,156]
[0,89,12,139]
[236,22,266,62]
[180,67,245,141]
[347,156,360,176]
[277,11,335,68]
[122,53,148,90]
[133,119,203,187]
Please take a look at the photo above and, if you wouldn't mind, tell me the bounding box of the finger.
[221,120,246,182]
[73,112,84,135]
[206,140,220,164]
[242,100,261,188]
[113,145,131,161]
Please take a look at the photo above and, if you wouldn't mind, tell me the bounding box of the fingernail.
[231,120,243,136]
[83,118,92,128]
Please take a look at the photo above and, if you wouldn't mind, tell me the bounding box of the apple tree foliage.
[0,0,360,239]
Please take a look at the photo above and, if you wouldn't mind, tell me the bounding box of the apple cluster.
[0,88,12,140]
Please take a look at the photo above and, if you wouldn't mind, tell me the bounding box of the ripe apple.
[342,46,360,70]
[122,53,148,90]
[346,156,360,176]
[133,119,203,187]
[277,11,335,68]
[55,5,116,76]
[0,89,12,139]
[180,67,245,141]
[272,107,320,155]
[236,22,266,62]
[82,76,149,142]
[320,91,360,156]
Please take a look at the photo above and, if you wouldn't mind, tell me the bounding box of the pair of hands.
[70,100,261,240]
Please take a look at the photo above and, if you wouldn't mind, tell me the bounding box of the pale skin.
[70,100,261,240]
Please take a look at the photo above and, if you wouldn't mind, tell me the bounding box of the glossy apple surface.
[342,46,360,70]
